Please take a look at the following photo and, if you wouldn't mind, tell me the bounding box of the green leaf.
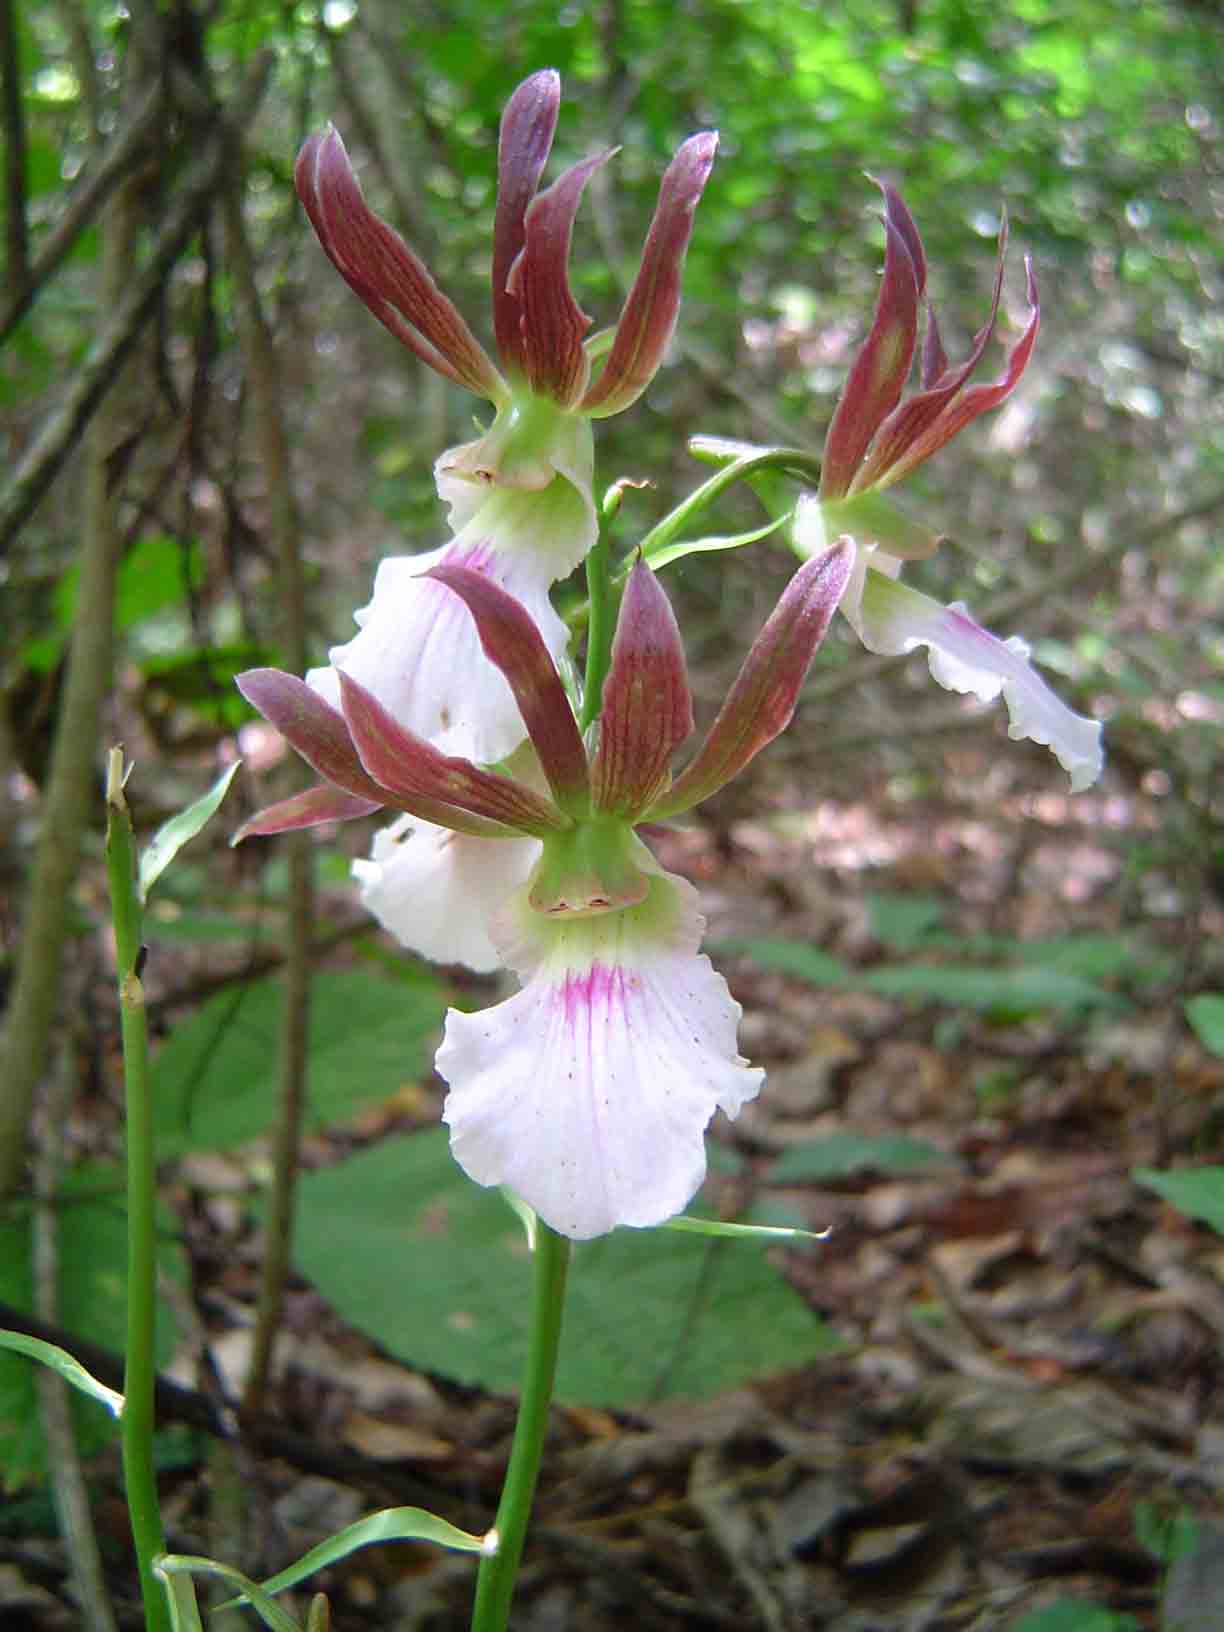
[155,1557,300,1632]
[1132,1497,1199,1563]
[866,892,945,950]
[722,937,850,985]
[0,1164,184,1488]
[644,510,791,572]
[767,1134,957,1185]
[661,1214,828,1243]
[224,1506,488,1607]
[151,973,447,1156]
[1010,1601,1140,1631]
[159,1570,206,1632]
[1186,994,1224,1057]
[139,763,241,903]
[0,1332,124,1417]
[1133,1167,1224,1236]
[26,535,205,673]
[293,1131,839,1407]
[861,963,1112,1018]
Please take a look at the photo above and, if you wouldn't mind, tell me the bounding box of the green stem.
[580,527,614,732]
[105,755,170,1632]
[470,1222,571,1632]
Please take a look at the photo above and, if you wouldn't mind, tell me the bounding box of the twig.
[323,15,432,253]
[0,0,29,301]
[220,145,314,1419]
[0,51,272,1201]
[0,1300,462,1512]
[0,84,147,1200]
[0,80,165,345]
[0,51,274,552]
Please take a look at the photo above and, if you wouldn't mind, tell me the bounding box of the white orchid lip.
[438,865,763,1240]
[819,521,1103,792]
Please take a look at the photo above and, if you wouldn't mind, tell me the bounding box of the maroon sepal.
[493,69,561,374]
[233,783,381,846]
[237,669,388,805]
[580,131,719,418]
[295,127,505,401]
[591,559,693,818]
[338,671,568,837]
[648,541,854,820]
[426,564,590,814]
[819,182,922,500]
[509,150,612,406]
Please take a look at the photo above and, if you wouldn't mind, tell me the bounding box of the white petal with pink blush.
[306,522,569,766]
[352,814,541,973]
[437,867,763,1240]
[843,554,1103,793]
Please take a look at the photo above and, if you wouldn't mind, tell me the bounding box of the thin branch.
[0,0,30,300]
[220,145,313,1419]
[0,1300,462,1512]
[323,15,431,253]
[0,54,273,553]
[0,55,272,1201]
[0,80,164,345]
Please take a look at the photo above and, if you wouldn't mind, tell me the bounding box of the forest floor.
[4,731,1223,1632]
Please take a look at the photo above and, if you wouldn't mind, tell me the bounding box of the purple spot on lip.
[558,960,623,1023]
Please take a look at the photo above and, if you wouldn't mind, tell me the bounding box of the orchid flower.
[799,181,1102,791]
[297,70,717,764]
[235,541,853,1238]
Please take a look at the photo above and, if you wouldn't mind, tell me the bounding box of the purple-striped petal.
[438,864,762,1239]
[236,668,387,804]
[493,69,560,374]
[591,559,693,817]
[819,183,923,500]
[338,670,568,836]
[426,563,590,813]
[580,131,718,418]
[848,564,1103,790]
[233,783,381,845]
[296,127,505,401]
[649,540,853,819]
[508,150,613,406]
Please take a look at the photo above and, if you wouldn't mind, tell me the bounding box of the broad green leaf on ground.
[1010,1601,1141,1632]
[293,1131,839,1407]
[767,1133,959,1185]
[866,892,945,949]
[1185,994,1224,1057]
[860,962,1113,1018]
[721,938,850,985]
[722,937,1113,1019]
[1133,1167,1224,1237]
[0,1164,184,1489]
[151,972,447,1156]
